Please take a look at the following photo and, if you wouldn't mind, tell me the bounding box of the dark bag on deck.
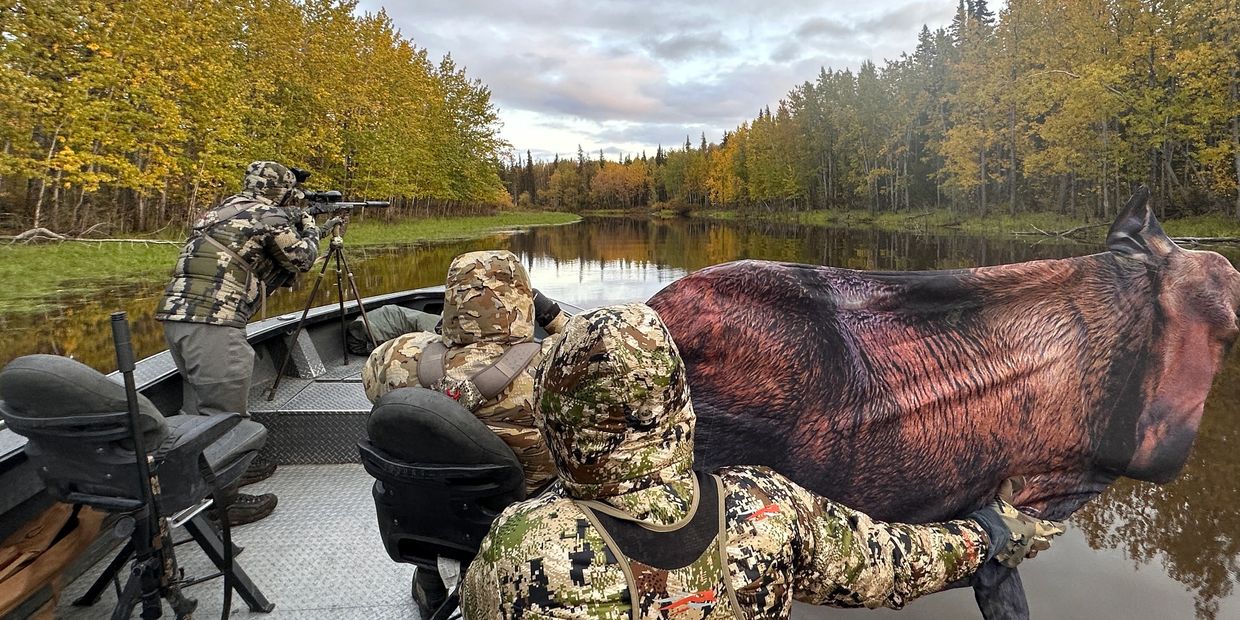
[347,305,441,355]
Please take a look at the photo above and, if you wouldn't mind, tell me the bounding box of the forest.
[503,0,1240,221]
[0,0,509,233]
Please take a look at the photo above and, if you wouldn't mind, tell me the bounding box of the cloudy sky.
[359,1,958,161]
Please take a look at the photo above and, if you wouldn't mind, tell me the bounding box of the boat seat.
[359,387,525,570]
[0,353,274,615]
[0,354,265,514]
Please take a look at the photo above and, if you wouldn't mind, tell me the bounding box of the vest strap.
[416,341,541,405]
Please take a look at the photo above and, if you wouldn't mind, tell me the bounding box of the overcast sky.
[359,1,958,162]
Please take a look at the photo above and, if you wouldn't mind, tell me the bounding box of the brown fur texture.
[648,188,1240,618]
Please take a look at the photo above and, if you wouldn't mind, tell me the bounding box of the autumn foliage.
[0,0,510,233]
[507,0,1240,221]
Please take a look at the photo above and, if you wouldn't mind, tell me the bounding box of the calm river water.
[2,216,1237,618]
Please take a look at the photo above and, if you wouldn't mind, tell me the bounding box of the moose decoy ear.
[1106,186,1177,264]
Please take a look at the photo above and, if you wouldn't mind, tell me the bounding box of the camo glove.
[322,216,344,233]
[968,477,1066,568]
[532,288,567,332]
[299,212,319,239]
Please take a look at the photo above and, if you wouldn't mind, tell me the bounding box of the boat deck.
[57,464,422,619]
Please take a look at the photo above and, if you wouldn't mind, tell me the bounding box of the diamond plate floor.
[56,465,422,619]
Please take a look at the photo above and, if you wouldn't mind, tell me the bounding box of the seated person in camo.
[362,249,568,495]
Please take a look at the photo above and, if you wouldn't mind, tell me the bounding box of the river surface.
[2,216,1238,619]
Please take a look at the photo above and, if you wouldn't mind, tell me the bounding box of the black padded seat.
[0,354,266,514]
[0,350,275,616]
[367,387,524,467]
[0,353,166,445]
[359,387,525,568]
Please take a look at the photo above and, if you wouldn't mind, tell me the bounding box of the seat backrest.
[367,387,521,468]
[361,387,526,566]
[0,354,167,446]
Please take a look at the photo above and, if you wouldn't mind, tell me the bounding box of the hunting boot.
[211,492,279,526]
[412,567,448,616]
[238,453,278,486]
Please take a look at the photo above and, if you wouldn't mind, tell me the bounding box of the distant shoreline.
[0,212,581,315]
[688,208,1240,242]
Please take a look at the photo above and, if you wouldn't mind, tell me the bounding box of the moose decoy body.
[648,188,1240,618]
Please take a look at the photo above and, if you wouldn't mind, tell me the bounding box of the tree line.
[504,0,1240,220]
[0,0,509,234]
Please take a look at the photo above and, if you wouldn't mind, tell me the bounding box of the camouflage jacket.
[463,467,988,619]
[462,303,989,619]
[157,162,319,327]
[362,250,565,495]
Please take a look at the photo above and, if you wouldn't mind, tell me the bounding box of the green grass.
[0,242,181,311]
[580,209,634,217]
[0,211,579,314]
[343,211,579,245]
[1161,214,1240,239]
[693,207,1240,240]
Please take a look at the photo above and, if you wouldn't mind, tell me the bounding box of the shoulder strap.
[418,340,541,398]
[471,342,541,400]
[196,195,255,232]
[417,341,449,388]
[200,234,255,278]
[209,202,250,225]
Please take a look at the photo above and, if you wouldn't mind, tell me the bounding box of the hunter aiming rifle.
[266,183,391,400]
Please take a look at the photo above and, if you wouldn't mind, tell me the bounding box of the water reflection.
[1,215,1237,618]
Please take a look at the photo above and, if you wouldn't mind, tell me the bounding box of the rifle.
[301,190,390,217]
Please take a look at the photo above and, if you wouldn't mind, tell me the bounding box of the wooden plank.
[0,503,103,616]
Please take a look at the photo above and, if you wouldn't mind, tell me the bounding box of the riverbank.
[0,212,580,314]
[692,208,1240,241]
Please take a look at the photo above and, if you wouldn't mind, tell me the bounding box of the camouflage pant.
[164,321,254,416]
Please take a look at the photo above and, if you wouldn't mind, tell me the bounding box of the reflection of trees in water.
[1073,361,1240,620]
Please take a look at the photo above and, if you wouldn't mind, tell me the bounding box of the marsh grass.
[692,208,1240,241]
[0,212,580,313]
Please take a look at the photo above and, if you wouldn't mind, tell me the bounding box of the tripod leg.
[110,564,144,620]
[334,250,349,365]
[267,251,333,400]
[337,250,378,349]
[185,514,275,613]
[74,539,135,606]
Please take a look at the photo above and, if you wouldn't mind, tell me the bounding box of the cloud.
[797,17,854,39]
[648,32,735,61]
[358,0,957,156]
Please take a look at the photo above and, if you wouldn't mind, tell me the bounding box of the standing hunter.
[156,160,331,525]
[463,303,1066,619]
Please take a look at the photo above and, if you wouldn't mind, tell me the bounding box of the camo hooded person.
[363,249,570,495]
[462,303,1065,619]
[156,161,323,524]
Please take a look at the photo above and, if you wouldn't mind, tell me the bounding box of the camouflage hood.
[534,303,695,503]
[441,250,536,346]
[241,161,297,206]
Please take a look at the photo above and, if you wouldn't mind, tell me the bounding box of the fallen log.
[2,228,179,246]
[1015,222,1108,238]
[1170,236,1240,246]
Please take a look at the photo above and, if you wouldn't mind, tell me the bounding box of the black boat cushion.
[0,354,167,444]
[367,387,520,468]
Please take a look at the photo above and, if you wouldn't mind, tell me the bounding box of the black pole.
[110,312,163,618]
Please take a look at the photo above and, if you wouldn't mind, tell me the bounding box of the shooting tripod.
[267,213,378,400]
